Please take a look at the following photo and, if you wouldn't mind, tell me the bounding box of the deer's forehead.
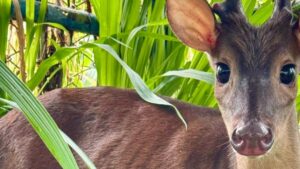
[216,21,295,72]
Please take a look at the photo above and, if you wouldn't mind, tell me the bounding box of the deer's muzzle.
[231,121,274,156]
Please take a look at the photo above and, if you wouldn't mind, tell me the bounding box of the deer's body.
[1,87,300,169]
[1,87,299,169]
[0,87,230,169]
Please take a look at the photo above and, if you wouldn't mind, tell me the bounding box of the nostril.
[231,129,244,147]
[259,128,273,149]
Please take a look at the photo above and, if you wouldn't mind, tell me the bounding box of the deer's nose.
[231,122,273,156]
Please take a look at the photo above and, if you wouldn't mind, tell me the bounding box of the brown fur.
[0,87,230,169]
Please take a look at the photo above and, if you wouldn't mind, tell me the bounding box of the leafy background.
[0,0,299,168]
[2,0,283,110]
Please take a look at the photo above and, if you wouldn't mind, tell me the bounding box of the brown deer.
[0,0,300,168]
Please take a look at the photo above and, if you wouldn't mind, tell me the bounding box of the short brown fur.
[0,87,230,169]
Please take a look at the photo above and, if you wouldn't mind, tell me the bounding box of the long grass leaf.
[0,0,11,62]
[0,97,96,169]
[163,69,215,85]
[27,48,76,90]
[0,61,79,169]
[85,43,188,128]
[60,131,97,169]
[25,0,48,80]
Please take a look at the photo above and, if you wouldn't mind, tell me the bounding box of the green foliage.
[0,0,11,62]
[0,61,79,168]
[0,0,12,114]
[25,0,48,80]
[17,0,283,109]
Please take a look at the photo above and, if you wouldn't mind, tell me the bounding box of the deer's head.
[167,0,300,156]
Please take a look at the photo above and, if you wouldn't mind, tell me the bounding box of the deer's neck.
[234,112,300,169]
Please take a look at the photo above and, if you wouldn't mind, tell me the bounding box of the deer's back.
[0,87,229,169]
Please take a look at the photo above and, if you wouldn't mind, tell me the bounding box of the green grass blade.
[84,43,188,128]
[249,1,273,25]
[25,0,48,80]
[89,0,123,86]
[125,20,168,46]
[25,0,34,45]
[60,131,97,169]
[0,0,11,62]
[242,0,256,17]
[0,97,96,169]
[25,41,188,127]
[27,48,76,90]
[0,98,18,108]
[163,69,215,85]
[0,61,79,169]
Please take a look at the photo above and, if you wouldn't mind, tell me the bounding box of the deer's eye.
[216,63,230,84]
[280,64,296,85]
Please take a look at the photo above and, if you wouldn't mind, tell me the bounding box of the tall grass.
[6,0,277,106]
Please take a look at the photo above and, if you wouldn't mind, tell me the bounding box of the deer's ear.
[166,0,217,52]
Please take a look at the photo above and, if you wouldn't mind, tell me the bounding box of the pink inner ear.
[166,0,217,52]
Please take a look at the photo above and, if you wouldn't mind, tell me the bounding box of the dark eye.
[280,64,296,85]
[216,63,230,84]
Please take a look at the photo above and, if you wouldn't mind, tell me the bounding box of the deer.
[0,0,300,168]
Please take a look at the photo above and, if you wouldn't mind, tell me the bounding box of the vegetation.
[0,0,300,168]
